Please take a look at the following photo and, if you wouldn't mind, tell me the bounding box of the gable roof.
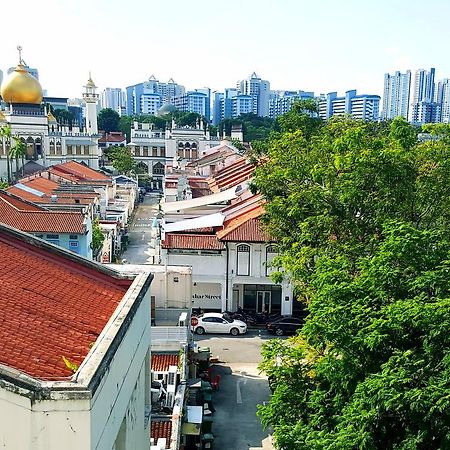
[8,177,99,206]
[0,191,86,234]
[207,156,254,192]
[50,161,112,184]
[0,224,133,380]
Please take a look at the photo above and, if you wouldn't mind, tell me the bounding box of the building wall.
[162,242,293,314]
[0,388,91,449]
[33,225,93,259]
[90,288,151,450]
[0,273,152,450]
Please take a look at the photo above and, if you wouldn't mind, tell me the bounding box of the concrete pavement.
[121,194,160,264]
[195,330,274,449]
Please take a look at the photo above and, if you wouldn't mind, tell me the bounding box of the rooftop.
[152,353,179,372]
[0,224,133,380]
[0,191,87,234]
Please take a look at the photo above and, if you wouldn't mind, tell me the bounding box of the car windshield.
[222,314,233,323]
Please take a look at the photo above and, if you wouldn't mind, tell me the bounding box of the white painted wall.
[0,273,152,450]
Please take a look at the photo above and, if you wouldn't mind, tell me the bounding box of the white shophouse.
[160,194,293,316]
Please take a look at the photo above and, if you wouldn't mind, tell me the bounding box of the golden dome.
[0,64,43,104]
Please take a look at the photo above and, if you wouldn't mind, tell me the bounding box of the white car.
[191,312,247,336]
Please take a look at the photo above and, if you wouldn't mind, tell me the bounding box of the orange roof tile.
[151,421,172,448]
[0,195,86,234]
[162,234,225,250]
[50,161,112,183]
[0,228,132,380]
[151,354,179,372]
[219,217,270,242]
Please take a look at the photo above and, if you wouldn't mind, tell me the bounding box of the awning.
[162,184,244,213]
[163,212,224,232]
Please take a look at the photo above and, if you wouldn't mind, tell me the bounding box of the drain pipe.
[225,241,229,311]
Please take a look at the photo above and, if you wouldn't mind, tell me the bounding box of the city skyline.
[2,0,450,99]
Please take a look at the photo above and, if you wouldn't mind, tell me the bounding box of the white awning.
[163,212,224,232]
[162,184,246,213]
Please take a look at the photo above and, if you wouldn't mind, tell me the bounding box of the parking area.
[195,330,275,449]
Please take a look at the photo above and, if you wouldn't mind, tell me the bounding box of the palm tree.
[10,136,27,181]
[0,125,12,184]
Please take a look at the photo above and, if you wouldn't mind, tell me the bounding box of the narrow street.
[121,193,160,264]
[195,330,274,450]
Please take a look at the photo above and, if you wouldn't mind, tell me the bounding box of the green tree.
[53,108,75,127]
[0,125,12,184]
[109,145,136,175]
[118,115,133,142]
[91,218,105,255]
[9,136,27,180]
[253,116,450,449]
[98,108,120,133]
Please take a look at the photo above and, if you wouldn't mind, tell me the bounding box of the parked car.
[266,316,304,336]
[191,312,247,336]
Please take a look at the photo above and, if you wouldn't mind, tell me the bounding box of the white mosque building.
[0,50,100,182]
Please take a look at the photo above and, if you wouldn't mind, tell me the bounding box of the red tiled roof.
[219,217,270,242]
[50,161,112,183]
[0,191,42,211]
[151,353,179,372]
[162,234,225,250]
[208,157,254,192]
[8,177,99,205]
[99,132,126,143]
[151,421,172,448]
[0,228,132,380]
[0,195,86,233]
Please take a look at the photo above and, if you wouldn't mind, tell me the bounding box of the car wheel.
[230,327,239,336]
[275,328,284,336]
[196,327,205,335]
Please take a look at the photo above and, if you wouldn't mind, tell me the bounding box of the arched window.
[153,162,164,175]
[56,141,62,155]
[265,244,277,276]
[237,244,250,276]
[136,162,148,173]
[49,141,56,155]
[35,137,42,156]
[26,137,34,160]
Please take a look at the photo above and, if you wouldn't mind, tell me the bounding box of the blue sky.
[2,0,450,99]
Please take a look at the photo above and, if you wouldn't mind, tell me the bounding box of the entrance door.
[256,291,271,313]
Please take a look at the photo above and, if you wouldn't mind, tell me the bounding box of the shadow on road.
[207,363,271,449]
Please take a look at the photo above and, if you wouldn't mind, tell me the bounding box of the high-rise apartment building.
[237,72,270,117]
[436,79,450,123]
[409,68,439,124]
[125,77,185,116]
[381,71,411,120]
[318,90,380,121]
[99,87,125,114]
[172,89,210,118]
[268,91,315,119]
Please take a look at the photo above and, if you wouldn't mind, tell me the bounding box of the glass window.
[237,244,250,276]
[265,244,277,276]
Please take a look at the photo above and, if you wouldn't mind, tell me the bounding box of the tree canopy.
[107,146,136,175]
[98,108,120,133]
[253,115,450,449]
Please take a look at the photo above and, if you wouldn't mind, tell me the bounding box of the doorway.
[256,291,271,313]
